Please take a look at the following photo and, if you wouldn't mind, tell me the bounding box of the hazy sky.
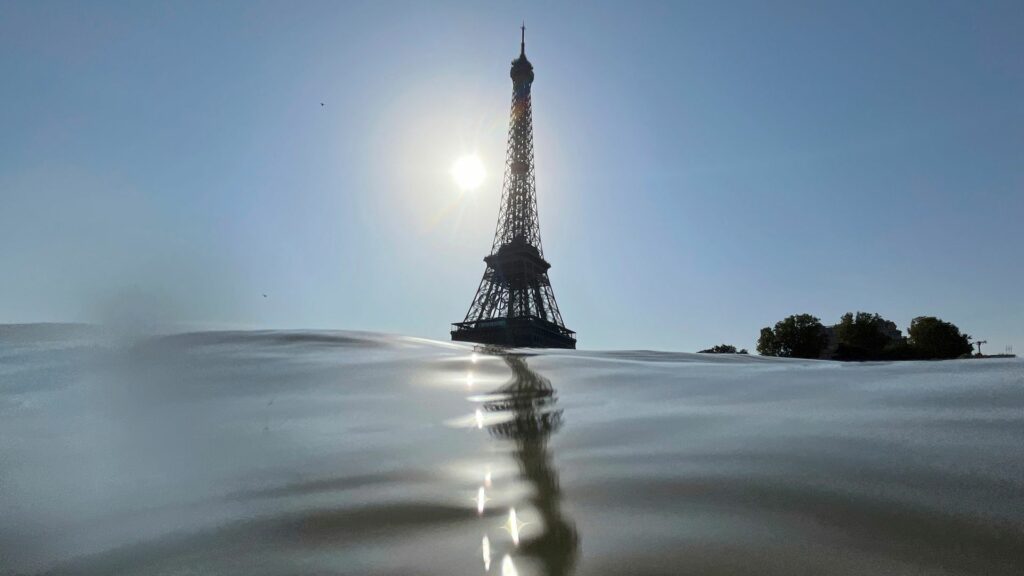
[1,1,1021,352]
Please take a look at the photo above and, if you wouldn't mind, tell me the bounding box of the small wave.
[154,329,398,349]
[42,502,491,576]
[225,470,436,501]
[573,475,1024,575]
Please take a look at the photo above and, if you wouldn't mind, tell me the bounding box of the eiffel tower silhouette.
[451,27,576,349]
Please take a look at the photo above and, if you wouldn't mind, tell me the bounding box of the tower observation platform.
[451,27,576,349]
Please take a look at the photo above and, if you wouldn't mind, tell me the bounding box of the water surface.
[2,325,1022,575]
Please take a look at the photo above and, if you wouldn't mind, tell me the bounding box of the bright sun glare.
[452,154,486,191]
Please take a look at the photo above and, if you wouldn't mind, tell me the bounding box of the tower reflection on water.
[478,352,579,575]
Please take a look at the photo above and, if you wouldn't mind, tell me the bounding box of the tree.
[880,339,915,360]
[757,314,828,358]
[834,312,901,360]
[699,344,736,354]
[907,316,972,359]
[698,344,750,354]
[757,327,780,356]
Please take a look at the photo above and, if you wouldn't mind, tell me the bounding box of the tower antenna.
[521,22,526,56]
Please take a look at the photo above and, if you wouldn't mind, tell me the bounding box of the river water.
[2,325,1023,575]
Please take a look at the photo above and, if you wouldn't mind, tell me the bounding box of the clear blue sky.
[1,1,1021,352]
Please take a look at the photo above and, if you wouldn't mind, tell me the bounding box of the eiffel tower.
[451,27,576,349]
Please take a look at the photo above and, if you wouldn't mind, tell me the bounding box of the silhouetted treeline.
[757,313,972,360]
[698,344,749,354]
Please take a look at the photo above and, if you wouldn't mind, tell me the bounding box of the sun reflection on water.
[476,486,489,515]
[504,507,524,545]
[482,535,491,571]
[502,554,518,576]
[459,350,578,575]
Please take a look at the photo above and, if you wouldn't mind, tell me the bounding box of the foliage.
[834,312,901,360]
[757,328,779,356]
[907,316,972,359]
[699,344,747,354]
[758,312,972,361]
[757,314,828,359]
[879,339,916,361]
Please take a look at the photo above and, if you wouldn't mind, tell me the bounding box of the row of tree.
[699,344,749,354]
[755,313,973,360]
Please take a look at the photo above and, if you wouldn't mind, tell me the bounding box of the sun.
[451,154,486,191]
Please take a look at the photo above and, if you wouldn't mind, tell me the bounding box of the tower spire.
[521,22,525,56]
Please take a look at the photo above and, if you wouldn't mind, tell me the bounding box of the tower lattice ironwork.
[451,27,576,349]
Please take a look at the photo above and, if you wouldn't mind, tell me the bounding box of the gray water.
[2,324,1023,575]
